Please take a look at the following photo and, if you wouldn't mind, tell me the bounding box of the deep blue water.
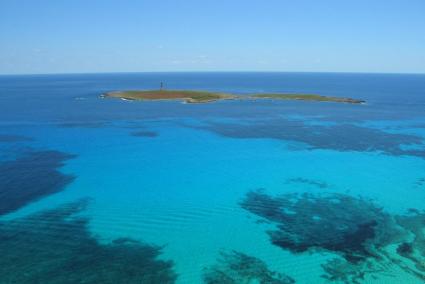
[1,72,425,283]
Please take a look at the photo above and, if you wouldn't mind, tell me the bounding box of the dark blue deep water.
[1,72,425,283]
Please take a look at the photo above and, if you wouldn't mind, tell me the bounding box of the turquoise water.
[1,72,425,283]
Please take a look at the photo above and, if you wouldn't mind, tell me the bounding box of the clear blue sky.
[1,0,424,74]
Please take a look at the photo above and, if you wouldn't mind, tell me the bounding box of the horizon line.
[1,70,425,77]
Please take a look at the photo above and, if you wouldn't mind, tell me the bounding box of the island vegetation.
[104,90,236,103]
[251,93,365,104]
[103,89,364,104]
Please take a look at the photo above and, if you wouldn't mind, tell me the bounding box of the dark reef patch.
[320,210,425,282]
[241,189,425,282]
[203,250,294,284]
[415,177,425,187]
[0,200,177,284]
[199,119,425,158]
[321,257,385,284]
[0,150,76,215]
[240,190,393,263]
[394,212,425,275]
[0,134,33,143]
[286,177,328,189]
[58,121,107,128]
[397,242,413,256]
[131,130,159,138]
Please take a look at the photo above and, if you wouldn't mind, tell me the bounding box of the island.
[251,93,365,104]
[103,90,364,104]
[104,90,236,103]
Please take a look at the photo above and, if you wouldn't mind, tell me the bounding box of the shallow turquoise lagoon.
[1,73,425,283]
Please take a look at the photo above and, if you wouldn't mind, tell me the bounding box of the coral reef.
[240,190,395,263]
[201,120,425,158]
[286,177,329,189]
[203,250,294,284]
[58,121,107,128]
[0,150,76,215]
[0,134,33,142]
[131,130,158,137]
[321,257,386,284]
[241,189,425,282]
[0,199,177,284]
[415,177,425,187]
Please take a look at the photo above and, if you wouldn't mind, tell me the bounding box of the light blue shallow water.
[1,72,425,283]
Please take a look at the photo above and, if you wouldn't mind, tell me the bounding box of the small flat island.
[251,93,365,104]
[104,90,236,103]
[103,89,365,104]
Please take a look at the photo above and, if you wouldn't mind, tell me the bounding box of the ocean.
[1,72,425,283]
